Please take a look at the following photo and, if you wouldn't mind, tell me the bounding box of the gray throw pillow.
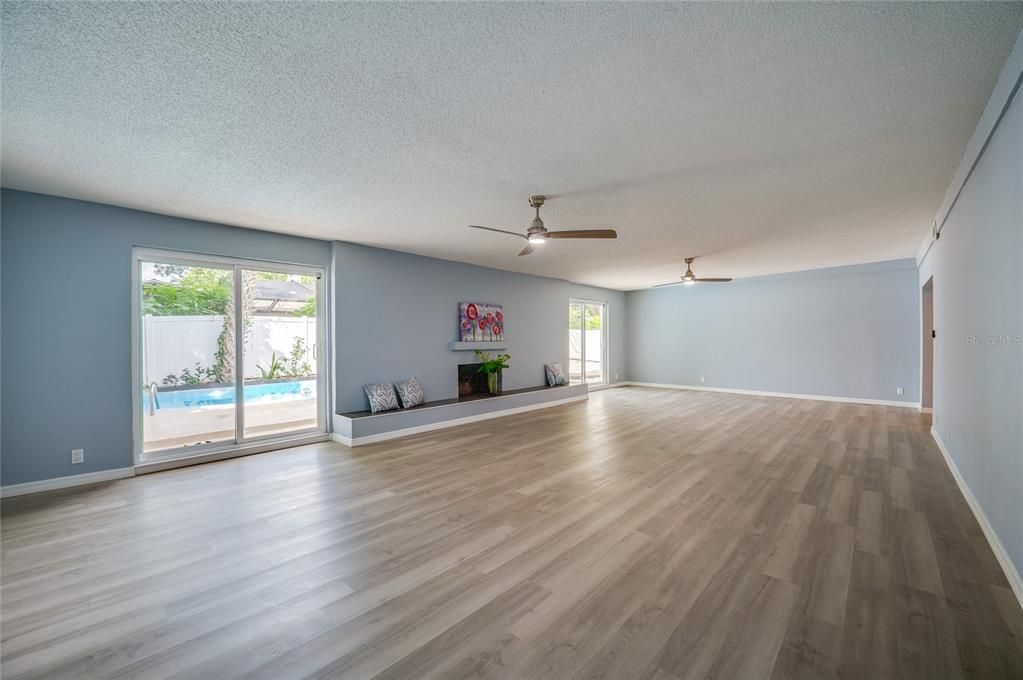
[394,377,425,409]
[364,383,400,413]
[545,362,567,386]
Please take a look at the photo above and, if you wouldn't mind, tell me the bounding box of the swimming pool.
[144,379,316,410]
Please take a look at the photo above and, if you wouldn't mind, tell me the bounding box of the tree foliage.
[143,268,231,316]
[569,305,603,330]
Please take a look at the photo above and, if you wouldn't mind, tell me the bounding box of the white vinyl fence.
[143,315,317,384]
[569,329,604,379]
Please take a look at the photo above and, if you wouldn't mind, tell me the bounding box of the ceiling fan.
[469,195,618,256]
[654,257,732,287]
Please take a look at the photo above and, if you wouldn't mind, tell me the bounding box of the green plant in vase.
[473,350,510,395]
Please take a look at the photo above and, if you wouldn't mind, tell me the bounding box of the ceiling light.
[528,235,547,244]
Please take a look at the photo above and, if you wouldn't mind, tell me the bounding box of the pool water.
[144,379,316,410]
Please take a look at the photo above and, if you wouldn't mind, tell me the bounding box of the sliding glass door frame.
[131,247,328,466]
[569,297,610,386]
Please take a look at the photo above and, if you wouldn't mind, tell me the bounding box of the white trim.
[626,382,919,408]
[918,31,1023,267]
[131,253,143,461]
[333,394,588,446]
[587,381,628,392]
[233,264,245,441]
[930,427,1023,609]
[132,246,326,276]
[328,244,338,423]
[135,433,330,474]
[330,432,354,446]
[920,407,933,414]
[0,468,136,498]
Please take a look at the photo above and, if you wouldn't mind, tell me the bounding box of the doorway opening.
[569,299,608,386]
[922,276,934,413]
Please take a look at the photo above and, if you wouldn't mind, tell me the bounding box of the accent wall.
[625,259,920,404]
[917,81,1022,590]
[0,190,332,486]
[332,241,626,413]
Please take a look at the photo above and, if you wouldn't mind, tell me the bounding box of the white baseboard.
[330,432,354,446]
[587,382,628,392]
[0,467,136,498]
[332,394,589,447]
[930,427,1023,609]
[626,382,920,409]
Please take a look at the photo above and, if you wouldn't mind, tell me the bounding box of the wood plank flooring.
[2,387,1020,679]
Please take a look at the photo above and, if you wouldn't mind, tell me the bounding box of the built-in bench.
[332,382,588,445]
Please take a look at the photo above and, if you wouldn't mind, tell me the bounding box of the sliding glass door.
[134,249,325,464]
[241,267,320,438]
[139,260,237,451]
[569,299,608,386]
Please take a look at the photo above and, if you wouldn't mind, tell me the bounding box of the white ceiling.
[3,3,1021,290]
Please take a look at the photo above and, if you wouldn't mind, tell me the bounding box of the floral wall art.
[459,302,503,342]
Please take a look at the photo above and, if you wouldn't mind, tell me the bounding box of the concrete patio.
[142,398,318,457]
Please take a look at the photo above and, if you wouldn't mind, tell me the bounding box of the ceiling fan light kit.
[469,195,617,256]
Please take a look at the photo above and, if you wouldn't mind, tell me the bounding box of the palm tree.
[216,270,256,383]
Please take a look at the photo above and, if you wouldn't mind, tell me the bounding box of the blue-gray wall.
[0,190,332,485]
[0,193,626,483]
[625,259,920,403]
[333,241,626,413]
[918,86,1022,579]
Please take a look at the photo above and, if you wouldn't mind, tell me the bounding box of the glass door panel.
[569,301,584,385]
[140,260,236,454]
[584,303,605,384]
[136,249,326,465]
[241,268,320,438]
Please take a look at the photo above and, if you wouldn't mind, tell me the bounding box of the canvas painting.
[459,302,504,341]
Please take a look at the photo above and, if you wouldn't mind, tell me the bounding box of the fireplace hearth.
[457,363,501,398]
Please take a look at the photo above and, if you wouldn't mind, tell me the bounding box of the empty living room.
[2,3,1022,679]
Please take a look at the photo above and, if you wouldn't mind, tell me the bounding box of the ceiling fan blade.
[468,225,527,239]
[518,244,535,257]
[652,281,685,288]
[693,278,733,283]
[545,229,618,239]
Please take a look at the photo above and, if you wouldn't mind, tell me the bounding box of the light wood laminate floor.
[2,387,1021,679]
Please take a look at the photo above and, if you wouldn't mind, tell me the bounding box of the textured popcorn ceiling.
[2,3,1021,289]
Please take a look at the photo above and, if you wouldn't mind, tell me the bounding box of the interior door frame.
[569,297,610,386]
[920,275,934,413]
[131,246,328,466]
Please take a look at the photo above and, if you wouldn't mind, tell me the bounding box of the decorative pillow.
[364,383,400,413]
[545,362,567,386]
[394,376,425,409]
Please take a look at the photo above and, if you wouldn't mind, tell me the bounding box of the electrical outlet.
[71,448,84,464]
[700,376,705,384]
[614,373,619,381]
[896,387,904,396]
